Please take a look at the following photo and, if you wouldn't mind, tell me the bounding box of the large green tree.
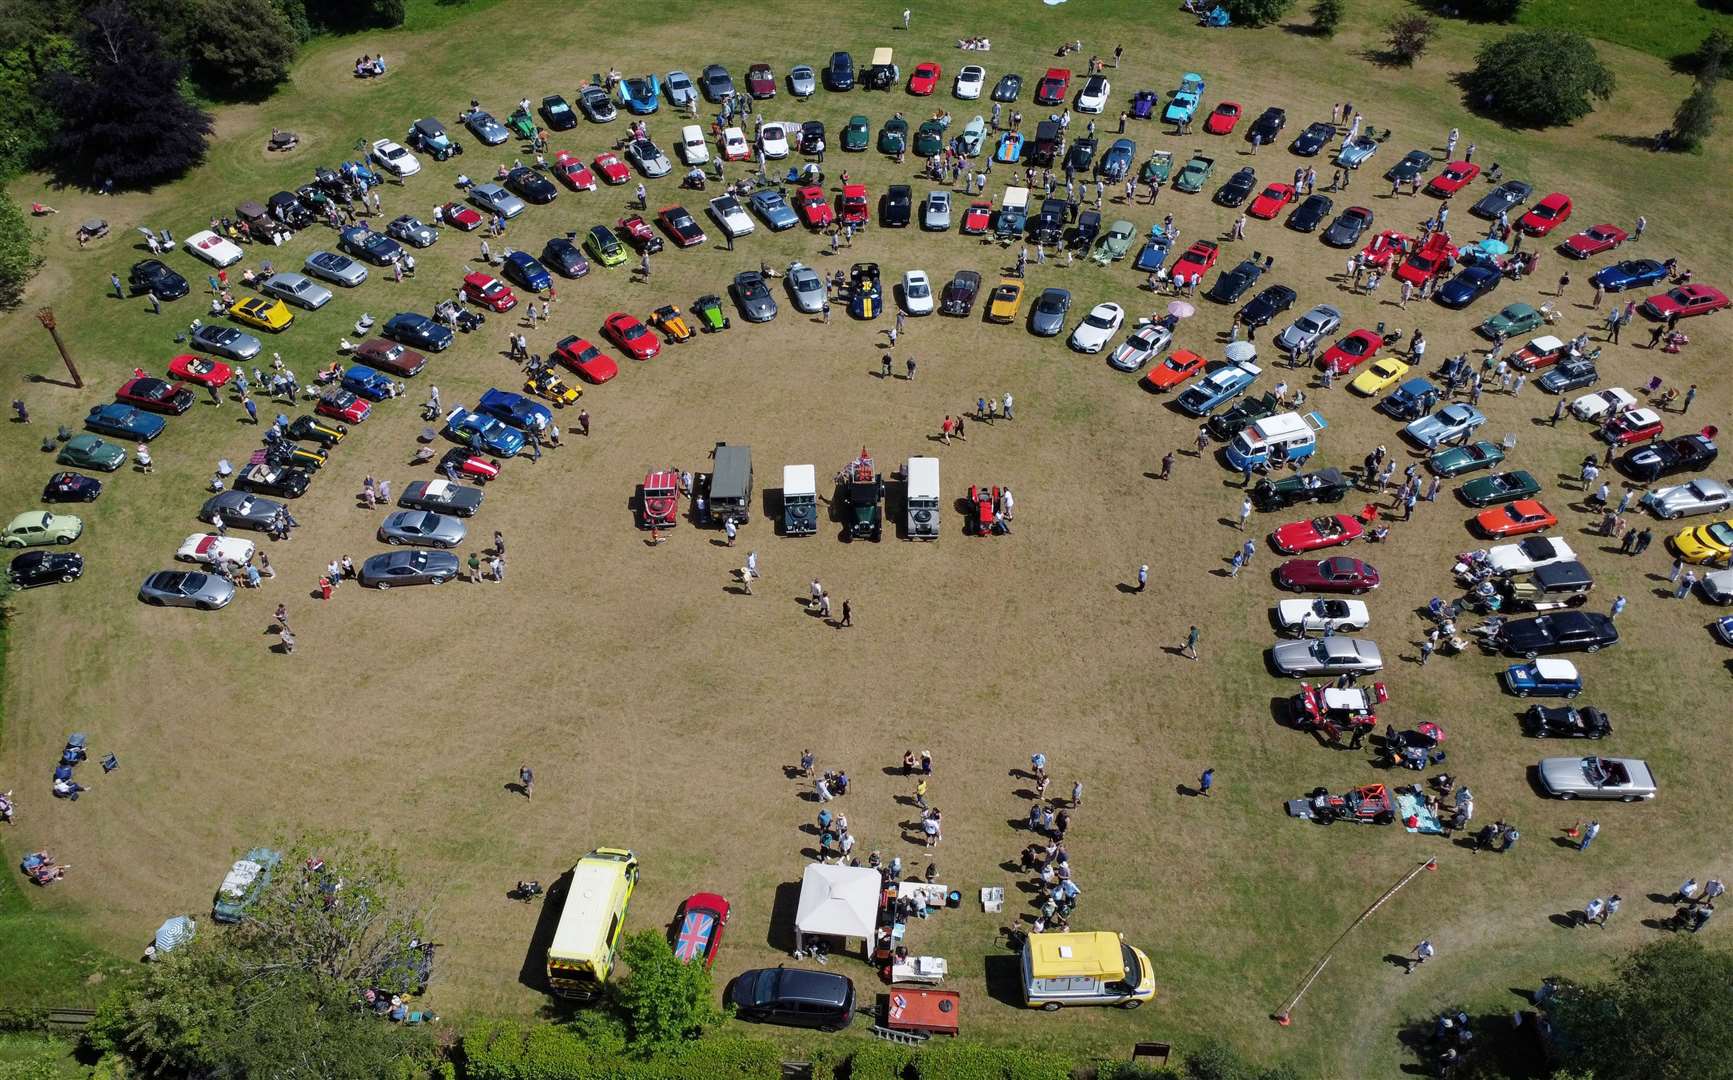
[185,0,298,97]
[0,192,43,309]
[1463,29,1615,127]
[1221,0,1295,28]
[1548,938,1733,1080]
[1673,81,1721,150]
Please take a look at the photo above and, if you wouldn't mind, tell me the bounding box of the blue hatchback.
[1502,658,1582,698]
[341,366,395,401]
[503,251,553,293]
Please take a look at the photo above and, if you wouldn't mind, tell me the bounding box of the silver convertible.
[1537,756,1657,801]
[1269,636,1383,677]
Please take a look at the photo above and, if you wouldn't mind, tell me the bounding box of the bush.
[1449,0,1524,21]
[1220,0,1296,27]
[185,0,298,97]
[910,1042,1073,1080]
[847,1042,916,1080]
[1308,0,1344,37]
[460,1021,784,1080]
[1384,14,1438,64]
[1462,29,1615,127]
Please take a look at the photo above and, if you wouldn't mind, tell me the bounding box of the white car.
[1485,537,1578,575]
[679,124,710,165]
[758,122,791,159]
[369,138,421,177]
[954,65,986,100]
[1276,598,1371,636]
[720,126,749,160]
[1571,387,1638,422]
[1069,302,1125,353]
[185,230,243,268]
[1700,569,1733,604]
[901,270,934,316]
[1075,74,1111,114]
[708,195,755,238]
[1106,320,1173,372]
[176,533,257,567]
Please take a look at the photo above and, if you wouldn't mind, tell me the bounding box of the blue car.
[1098,138,1136,180]
[749,188,799,231]
[994,131,1024,164]
[1163,73,1204,125]
[477,388,552,433]
[1502,658,1582,698]
[1403,403,1486,448]
[384,313,454,352]
[464,110,510,146]
[1380,378,1442,421]
[85,403,167,441]
[618,74,661,115]
[1714,615,1733,647]
[502,251,552,293]
[1436,264,1502,309]
[1175,360,1260,416]
[444,406,524,457]
[1133,231,1172,273]
[1589,258,1668,293]
[341,365,395,401]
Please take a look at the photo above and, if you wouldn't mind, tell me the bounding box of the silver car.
[1275,304,1342,354]
[786,262,825,314]
[1335,135,1378,169]
[1700,569,1733,604]
[138,569,236,610]
[1403,404,1486,449]
[625,138,672,178]
[1537,756,1657,801]
[789,64,817,97]
[200,491,284,530]
[1269,636,1383,677]
[387,215,440,248]
[1641,478,1732,520]
[304,250,368,287]
[470,183,526,219]
[360,548,460,588]
[464,110,510,145]
[189,324,262,362]
[378,510,467,549]
[665,70,696,107]
[922,190,951,231]
[260,272,332,310]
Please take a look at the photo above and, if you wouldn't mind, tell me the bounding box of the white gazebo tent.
[793,863,881,958]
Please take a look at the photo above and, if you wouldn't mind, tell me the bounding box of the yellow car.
[231,296,294,333]
[986,278,1024,324]
[1349,356,1409,396]
[650,304,693,343]
[1670,517,1733,563]
[525,368,581,406]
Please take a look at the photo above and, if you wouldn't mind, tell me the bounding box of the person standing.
[1136,564,1148,592]
[1405,939,1435,975]
[518,764,534,800]
[1239,496,1253,529]
[1198,768,1213,797]
[840,598,852,627]
[1160,451,1175,480]
[902,7,911,29]
[1577,820,1600,852]
[1184,625,1200,660]
[914,777,928,809]
[1002,391,1013,419]
[577,409,590,437]
[110,272,123,300]
[1601,894,1621,926]
[468,552,482,582]
[1581,897,1605,927]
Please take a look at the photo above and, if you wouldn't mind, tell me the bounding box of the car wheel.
[146,596,164,606]
[85,491,99,502]
[1525,650,1538,660]
[1586,644,1600,653]
[1041,1002,1062,1012]
[1558,792,1575,800]
[1120,999,1143,1010]
[430,576,448,585]
[198,602,215,611]
[387,536,405,545]
[1621,795,1642,803]
[376,581,391,590]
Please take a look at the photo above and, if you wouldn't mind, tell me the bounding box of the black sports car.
[1493,612,1619,658]
[1536,355,1598,394]
[1237,284,1296,328]
[1248,107,1286,145]
[1205,259,1265,304]
[1286,194,1333,233]
[541,237,590,278]
[129,259,189,300]
[1290,121,1335,156]
[1323,205,1373,248]
[1619,433,1718,483]
[1524,705,1611,739]
[1215,166,1257,208]
[1384,149,1434,183]
[1471,180,1534,219]
[539,94,577,131]
[41,472,102,503]
[991,73,1023,102]
[1066,137,1098,173]
[882,185,912,228]
[505,166,558,205]
[8,551,83,589]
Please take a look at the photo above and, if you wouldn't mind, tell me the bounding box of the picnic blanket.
[1395,792,1445,835]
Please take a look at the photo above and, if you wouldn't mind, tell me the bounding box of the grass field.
[1516,0,1732,65]
[3,0,1733,1074]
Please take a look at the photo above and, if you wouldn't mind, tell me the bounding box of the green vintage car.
[1140,150,1173,184]
[878,117,909,155]
[57,433,127,472]
[212,847,282,923]
[1427,439,1506,477]
[1460,470,1542,507]
[505,107,537,140]
[1173,154,1215,194]
[843,115,871,152]
[4,510,83,548]
[692,294,730,332]
[1478,302,1548,340]
[914,118,948,157]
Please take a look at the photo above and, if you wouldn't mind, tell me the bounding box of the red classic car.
[592,151,631,185]
[1641,284,1730,321]
[551,151,596,190]
[1510,335,1568,371]
[1319,329,1382,374]
[1393,232,1457,286]
[839,184,869,227]
[1519,192,1572,236]
[617,214,666,254]
[603,312,660,360]
[1358,230,1411,270]
[553,336,618,383]
[117,376,194,415]
[797,185,835,229]
[461,271,518,312]
[1475,499,1557,538]
[438,202,484,230]
[316,389,372,423]
[641,468,679,528]
[657,205,706,247]
[1562,223,1626,259]
[1247,183,1295,220]
[1141,349,1207,392]
[908,62,941,96]
[1272,513,1365,554]
[167,354,233,388]
[1203,101,1242,135]
[1423,160,1480,197]
[1170,240,1219,283]
[441,446,500,482]
[961,199,992,234]
[672,892,731,968]
[1600,407,1664,445]
[1275,556,1380,593]
[746,63,776,99]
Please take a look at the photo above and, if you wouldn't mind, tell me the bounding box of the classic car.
[1537,756,1655,801]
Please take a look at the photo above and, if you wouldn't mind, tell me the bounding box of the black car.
[1290,120,1335,156]
[339,226,402,266]
[287,415,345,447]
[1537,355,1599,393]
[1493,612,1620,658]
[1209,391,1280,440]
[824,51,854,91]
[1238,284,1297,328]
[41,472,102,503]
[1251,467,1350,511]
[882,185,912,228]
[1031,198,1068,245]
[992,72,1023,102]
[236,464,310,499]
[539,94,577,131]
[1323,205,1374,248]
[1248,106,1286,145]
[1618,433,1718,482]
[1066,136,1098,173]
[8,551,83,589]
[505,166,558,205]
[383,312,455,352]
[940,270,982,316]
[577,84,616,123]
[1524,705,1612,739]
[729,967,855,1031]
[1384,149,1434,183]
[541,237,590,278]
[1205,259,1265,304]
[1215,167,1257,208]
[129,259,188,300]
[1471,179,1534,219]
[267,190,314,229]
[1286,194,1333,232]
[800,120,826,155]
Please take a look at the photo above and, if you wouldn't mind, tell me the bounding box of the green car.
[505,107,536,140]
[1427,439,1506,477]
[57,433,126,472]
[4,510,83,548]
[1478,302,1546,340]
[1173,154,1215,193]
[584,225,626,268]
[212,847,282,923]
[843,115,870,152]
[1460,470,1542,507]
[693,294,730,332]
[878,117,909,155]
[1140,150,1173,184]
[914,119,948,157]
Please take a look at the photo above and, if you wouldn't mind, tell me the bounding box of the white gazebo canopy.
[793,864,880,953]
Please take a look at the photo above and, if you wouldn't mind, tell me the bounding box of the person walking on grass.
[518,764,534,801]
[1183,625,1200,660]
[1405,939,1434,975]
[1136,564,1148,592]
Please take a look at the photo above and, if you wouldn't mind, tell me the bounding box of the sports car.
[993,130,1023,164]
[800,120,826,155]
[167,354,233,389]
[1163,73,1204,124]
[1286,194,1333,232]
[230,296,293,333]
[1641,478,1732,520]
[341,366,394,401]
[1436,264,1502,308]
[464,110,510,144]
[876,118,908,155]
[1098,138,1136,180]
[908,62,941,95]
[1273,514,1364,554]
[658,205,706,247]
[234,462,309,499]
[882,184,913,227]
[1290,121,1335,156]
[665,70,697,107]
[506,166,558,205]
[542,237,591,278]
[840,114,872,153]
[992,73,1022,101]
[672,892,731,969]
[591,150,632,185]
[437,202,485,230]
[1203,101,1242,135]
[1671,514,1733,562]
[1276,556,1380,594]
[693,293,730,331]
[1248,106,1285,144]
[1640,284,1729,321]
[618,74,660,114]
[985,278,1024,323]
[1383,149,1434,183]
[539,94,576,130]
[1394,235,1457,286]
[553,336,619,383]
[603,312,661,360]
[1589,259,1666,292]
[1036,67,1072,106]
[470,183,527,219]
[624,138,672,177]
[1536,355,1598,394]
[360,549,460,589]
[369,138,420,177]
[650,305,694,343]
[8,551,83,589]
[954,65,985,99]
[794,185,834,229]
[616,215,663,256]
[1205,259,1263,303]
[338,225,403,266]
[1075,73,1110,113]
[138,570,234,610]
[1276,598,1371,635]
[462,271,519,313]
[585,225,626,267]
[1238,284,1296,329]
[117,376,194,415]
[848,262,883,319]
[1215,167,1257,208]
[1495,612,1619,658]
[1349,357,1410,396]
[1471,179,1533,219]
[383,312,454,351]
[1177,362,1262,417]
[287,415,345,447]
[41,472,103,503]
[749,188,798,231]
[1478,302,1547,339]
[1107,321,1172,372]
[1323,205,1374,248]
[398,479,483,517]
[444,406,524,456]
[1403,403,1485,448]
[961,199,993,234]
[1247,183,1295,220]
[1027,287,1071,338]
[524,368,581,407]
[787,65,815,97]
[1524,706,1611,740]
[387,215,439,249]
[84,403,165,440]
[758,122,791,159]
[577,85,616,123]
[1476,499,1558,538]
[1069,302,1125,354]
[1424,160,1480,197]
[1538,755,1654,801]
[379,510,467,549]
[1276,305,1341,353]
[732,271,778,322]
[1701,570,1733,605]
[1519,192,1572,236]
[186,229,244,268]
[1141,349,1207,391]
[128,259,188,300]
[1319,328,1381,374]
[1620,432,1718,482]
[1270,636,1383,677]
[1170,240,1220,284]
[1563,223,1627,258]
[787,263,826,314]
[551,151,596,190]
[1486,537,1577,575]
[1334,135,1377,169]
[502,251,553,292]
[840,185,870,227]
[1460,470,1542,507]
[1600,407,1664,444]
[700,63,734,102]
[316,389,371,424]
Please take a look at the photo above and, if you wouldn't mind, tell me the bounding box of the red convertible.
[167,354,233,388]
[603,312,660,360]
[641,468,679,528]
[1358,230,1411,270]
[1641,284,1730,321]
[1203,101,1242,135]
[1272,513,1364,554]
[961,199,992,234]
[438,202,484,230]
[316,389,372,423]
[441,446,500,482]
[551,151,596,190]
[1394,232,1457,286]
[1276,556,1380,593]
[1423,160,1479,197]
[672,892,730,968]
[1562,223,1626,258]
[797,185,834,229]
[461,271,518,312]
[592,151,630,185]
[1247,183,1295,220]
[908,62,941,96]
[1600,407,1664,444]
[1170,240,1219,283]
[117,376,194,415]
[1319,329,1382,374]
[617,214,665,254]
[553,335,619,384]
[1519,192,1572,236]
[1141,349,1207,391]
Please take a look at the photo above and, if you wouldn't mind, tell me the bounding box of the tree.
[1309,0,1344,38]
[1453,0,1524,21]
[1673,81,1721,150]
[612,931,723,1048]
[1548,938,1733,1080]
[1384,14,1437,65]
[1463,29,1615,127]
[1692,27,1732,81]
[303,0,405,30]
[42,4,212,189]
[1221,0,1295,28]
[185,0,298,98]
[0,191,42,309]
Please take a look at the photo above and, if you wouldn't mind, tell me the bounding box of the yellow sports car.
[525,368,581,406]
[650,304,693,343]
[1349,356,1409,396]
[230,296,294,332]
[986,278,1024,324]
[1670,517,1733,563]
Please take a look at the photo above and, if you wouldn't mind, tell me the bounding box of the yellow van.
[546,848,639,999]
[1020,931,1156,1010]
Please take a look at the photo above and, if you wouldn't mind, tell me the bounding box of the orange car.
[1475,499,1557,538]
[1140,349,1207,392]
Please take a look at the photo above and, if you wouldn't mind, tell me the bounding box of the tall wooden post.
[35,308,82,389]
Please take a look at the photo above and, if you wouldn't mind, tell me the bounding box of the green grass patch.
[1517,0,1732,63]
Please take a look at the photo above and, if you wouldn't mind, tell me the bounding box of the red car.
[592,151,630,185]
[1641,284,1730,320]
[961,199,992,234]
[746,63,776,99]
[553,335,619,384]
[1562,223,1626,258]
[839,184,869,227]
[641,468,679,528]
[1141,349,1207,391]
[1359,230,1411,270]
[167,354,233,388]
[1424,160,1480,197]
[908,62,941,96]
[551,151,596,190]
[603,312,660,360]
[317,389,371,423]
[1393,232,1457,286]
[1510,335,1568,371]
[1519,192,1573,236]
[442,447,500,482]
[796,185,835,229]
[1319,329,1382,374]
[617,214,665,254]
[1170,240,1219,283]
[462,271,518,312]
[1475,499,1557,538]
[672,892,731,968]
[1035,67,1071,105]
[1276,556,1380,593]
[117,376,194,415]
[1203,102,1242,135]
[438,202,484,230]
[1601,407,1664,444]
[657,205,706,247]
[1247,182,1294,220]
[1272,513,1365,554]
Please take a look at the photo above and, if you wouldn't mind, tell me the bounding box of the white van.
[1225,410,1328,471]
[782,464,817,536]
[679,124,710,166]
[905,456,940,540]
[1021,931,1156,1011]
